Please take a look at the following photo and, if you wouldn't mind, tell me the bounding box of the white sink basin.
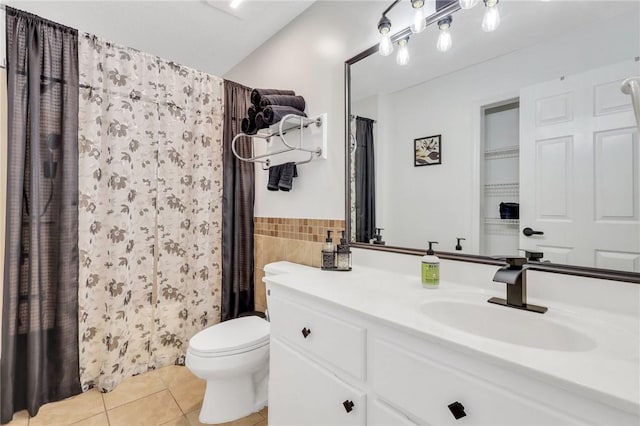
[420,299,598,352]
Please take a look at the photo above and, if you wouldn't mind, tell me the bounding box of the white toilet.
[186,261,310,424]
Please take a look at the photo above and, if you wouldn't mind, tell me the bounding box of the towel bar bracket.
[232,113,327,168]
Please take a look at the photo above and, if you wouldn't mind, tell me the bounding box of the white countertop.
[264,264,640,415]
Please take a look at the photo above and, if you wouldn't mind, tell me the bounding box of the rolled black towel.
[255,112,269,131]
[251,88,296,107]
[262,105,307,125]
[241,117,257,135]
[259,94,306,111]
[247,105,260,120]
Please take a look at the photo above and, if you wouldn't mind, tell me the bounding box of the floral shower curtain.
[77,34,223,391]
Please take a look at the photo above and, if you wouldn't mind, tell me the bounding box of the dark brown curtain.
[355,117,376,243]
[1,8,80,423]
[221,80,255,320]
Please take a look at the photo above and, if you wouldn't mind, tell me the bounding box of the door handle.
[523,227,544,237]
[343,400,355,413]
[301,327,311,338]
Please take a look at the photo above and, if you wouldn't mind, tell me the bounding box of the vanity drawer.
[268,295,366,380]
[269,338,366,426]
[369,398,418,426]
[369,338,581,425]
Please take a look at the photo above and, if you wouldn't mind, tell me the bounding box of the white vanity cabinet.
[266,285,638,426]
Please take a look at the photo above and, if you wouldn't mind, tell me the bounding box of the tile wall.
[253,217,346,312]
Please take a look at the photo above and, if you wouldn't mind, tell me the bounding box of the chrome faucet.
[488,257,548,314]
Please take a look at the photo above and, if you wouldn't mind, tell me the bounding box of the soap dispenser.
[336,231,352,271]
[321,230,335,270]
[421,241,439,288]
[372,227,386,245]
[455,237,466,251]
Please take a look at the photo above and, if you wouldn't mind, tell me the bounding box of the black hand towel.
[268,164,282,191]
[262,105,307,125]
[278,162,298,192]
[259,95,306,111]
[248,105,260,120]
[241,117,257,135]
[251,88,296,107]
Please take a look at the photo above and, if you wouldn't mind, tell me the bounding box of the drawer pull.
[301,327,311,338]
[342,400,355,413]
[448,401,466,420]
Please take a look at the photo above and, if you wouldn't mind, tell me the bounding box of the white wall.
[224,1,384,220]
[374,12,639,253]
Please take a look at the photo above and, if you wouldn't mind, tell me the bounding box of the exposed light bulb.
[437,29,452,52]
[411,7,426,33]
[459,0,479,9]
[379,33,393,56]
[482,1,501,32]
[396,39,410,66]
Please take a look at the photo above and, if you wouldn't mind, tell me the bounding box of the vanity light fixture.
[378,15,394,56]
[482,0,501,32]
[410,0,427,33]
[458,0,480,9]
[229,0,244,9]
[436,16,453,52]
[396,37,410,66]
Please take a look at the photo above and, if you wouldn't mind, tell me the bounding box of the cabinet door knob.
[342,400,355,413]
[301,327,311,338]
[448,401,466,420]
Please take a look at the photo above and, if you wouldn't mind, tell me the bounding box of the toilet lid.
[188,316,270,356]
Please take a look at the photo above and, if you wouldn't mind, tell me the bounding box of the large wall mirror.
[346,0,640,279]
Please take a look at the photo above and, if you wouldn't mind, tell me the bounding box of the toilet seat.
[188,316,270,358]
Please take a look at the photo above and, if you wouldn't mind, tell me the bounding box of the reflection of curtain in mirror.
[349,118,356,242]
[355,117,376,243]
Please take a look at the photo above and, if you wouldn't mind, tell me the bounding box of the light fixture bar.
[347,0,460,64]
[230,0,244,9]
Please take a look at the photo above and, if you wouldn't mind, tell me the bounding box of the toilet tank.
[263,261,314,277]
[263,262,314,322]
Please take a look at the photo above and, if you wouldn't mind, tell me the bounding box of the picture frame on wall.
[414,134,442,166]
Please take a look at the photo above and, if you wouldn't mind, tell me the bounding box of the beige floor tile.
[5,409,29,426]
[157,365,199,389]
[185,410,263,426]
[107,390,182,426]
[169,377,206,414]
[29,389,104,426]
[253,420,267,426]
[70,412,110,426]
[103,369,166,410]
[160,415,190,426]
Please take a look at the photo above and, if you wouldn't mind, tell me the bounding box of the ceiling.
[351,1,640,101]
[4,0,315,76]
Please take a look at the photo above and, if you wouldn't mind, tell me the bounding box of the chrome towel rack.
[232,114,324,170]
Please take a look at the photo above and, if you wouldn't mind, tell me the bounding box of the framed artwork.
[414,135,442,166]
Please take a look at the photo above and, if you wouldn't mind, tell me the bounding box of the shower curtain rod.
[350,114,377,123]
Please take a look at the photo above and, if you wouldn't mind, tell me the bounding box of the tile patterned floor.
[4,366,268,426]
